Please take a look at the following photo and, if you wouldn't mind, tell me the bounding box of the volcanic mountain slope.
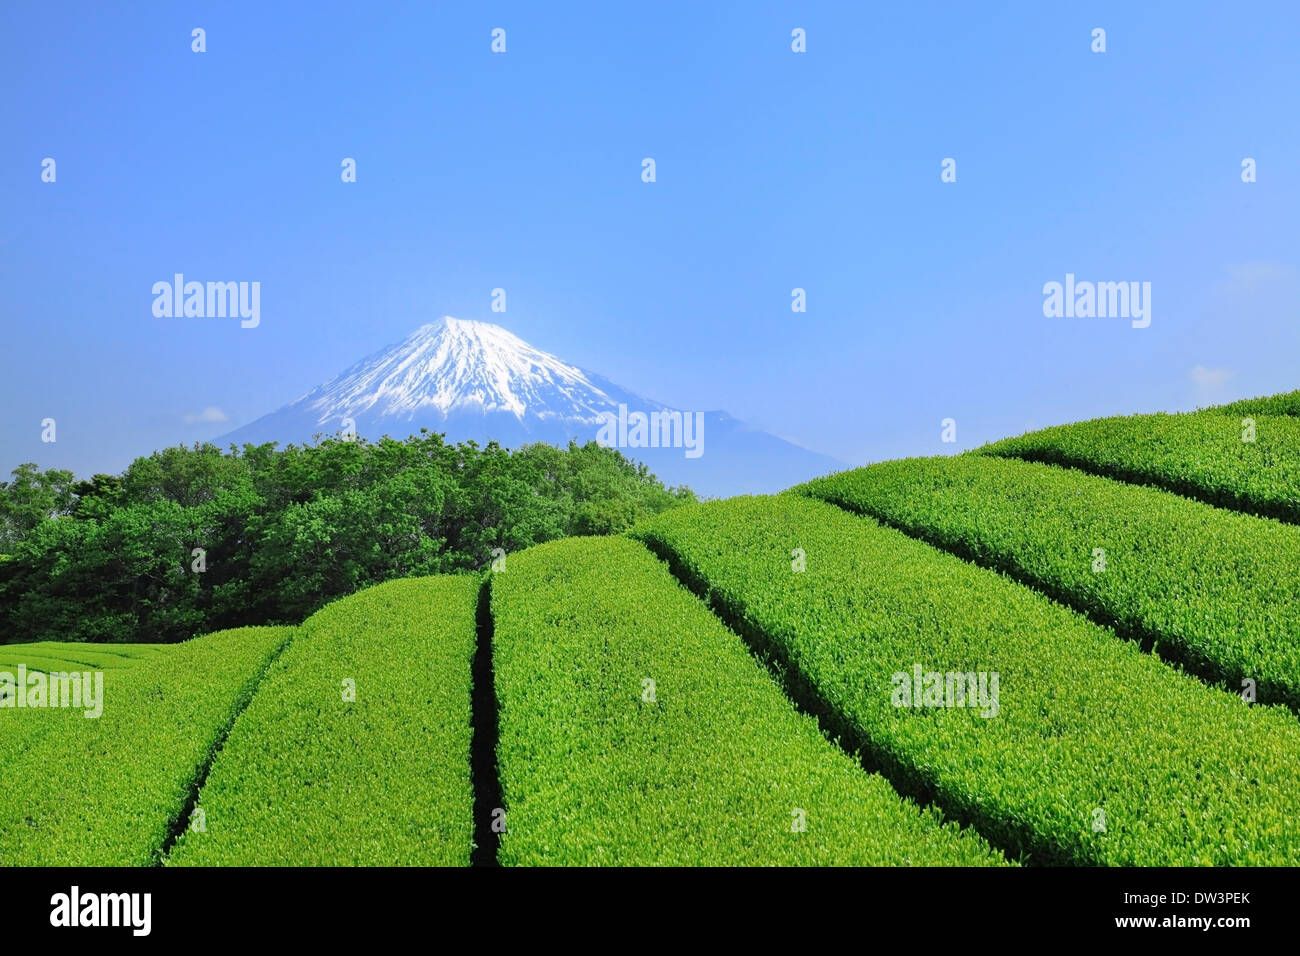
[219,317,842,496]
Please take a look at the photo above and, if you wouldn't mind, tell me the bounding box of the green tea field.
[3,392,1298,867]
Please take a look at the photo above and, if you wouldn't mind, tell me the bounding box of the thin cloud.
[1214,261,1297,300]
[182,406,230,425]
[1188,365,1234,389]
[1224,261,1293,283]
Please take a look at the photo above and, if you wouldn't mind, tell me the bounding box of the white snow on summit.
[303,316,616,425]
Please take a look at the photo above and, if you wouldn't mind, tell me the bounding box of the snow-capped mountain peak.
[303,316,615,424]
[220,317,843,497]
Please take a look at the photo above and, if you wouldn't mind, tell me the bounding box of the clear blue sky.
[3,1,1298,480]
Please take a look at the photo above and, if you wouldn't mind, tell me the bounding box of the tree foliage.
[0,433,694,643]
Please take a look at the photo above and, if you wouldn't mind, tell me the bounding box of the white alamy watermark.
[1042,273,1151,328]
[891,663,999,718]
[50,887,150,937]
[152,274,260,328]
[0,667,103,718]
[595,404,704,459]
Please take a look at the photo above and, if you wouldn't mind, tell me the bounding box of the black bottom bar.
[5,865,1278,941]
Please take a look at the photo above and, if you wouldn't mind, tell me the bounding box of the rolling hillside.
[2,391,1298,865]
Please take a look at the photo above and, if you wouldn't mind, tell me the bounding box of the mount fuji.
[218,317,843,497]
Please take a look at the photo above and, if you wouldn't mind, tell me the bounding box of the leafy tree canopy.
[0,432,694,643]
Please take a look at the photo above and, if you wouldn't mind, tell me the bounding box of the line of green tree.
[0,433,695,644]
